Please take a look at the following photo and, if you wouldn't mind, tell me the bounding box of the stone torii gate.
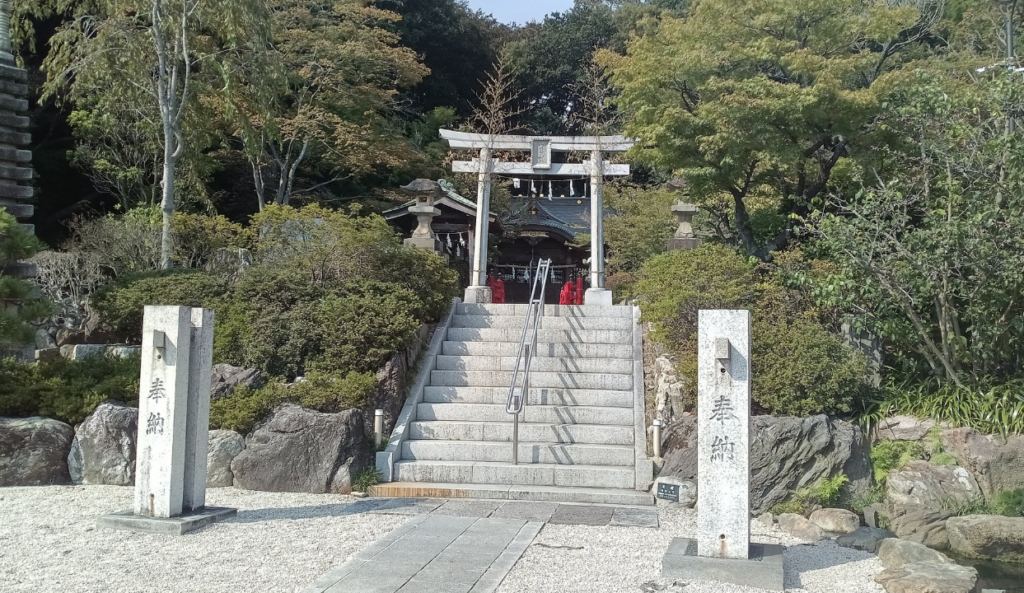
[440,130,634,306]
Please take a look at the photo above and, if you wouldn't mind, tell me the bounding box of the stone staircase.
[374,302,653,506]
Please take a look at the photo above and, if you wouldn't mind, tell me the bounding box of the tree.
[230,0,428,210]
[812,68,1024,387]
[0,211,51,347]
[602,0,944,261]
[41,0,271,263]
[377,0,510,117]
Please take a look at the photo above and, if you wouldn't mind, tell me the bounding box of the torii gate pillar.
[584,148,612,306]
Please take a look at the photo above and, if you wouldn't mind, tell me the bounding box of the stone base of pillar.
[662,538,784,591]
[98,506,237,536]
[667,238,703,251]
[464,286,493,304]
[404,237,443,253]
[584,288,614,306]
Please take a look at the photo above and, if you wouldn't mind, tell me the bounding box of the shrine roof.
[518,197,592,239]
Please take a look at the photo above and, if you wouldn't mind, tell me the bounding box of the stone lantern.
[400,179,443,253]
[667,203,702,251]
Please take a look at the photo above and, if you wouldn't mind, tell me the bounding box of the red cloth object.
[559,282,573,305]
[493,279,506,304]
[575,277,585,305]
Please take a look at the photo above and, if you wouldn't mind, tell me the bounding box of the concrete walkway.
[301,515,542,593]
[301,498,659,593]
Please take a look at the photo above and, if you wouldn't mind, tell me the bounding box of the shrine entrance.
[440,130,634,306]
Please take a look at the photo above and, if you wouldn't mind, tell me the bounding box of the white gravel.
[497,504,885,593]
[0,486,404,593]
[1,487,885,593]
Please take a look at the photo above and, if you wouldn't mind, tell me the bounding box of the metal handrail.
[506,258,551,465]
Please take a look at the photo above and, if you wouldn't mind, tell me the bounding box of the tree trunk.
[160,126,175,269]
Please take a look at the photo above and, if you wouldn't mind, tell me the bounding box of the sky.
[463,0,577,25]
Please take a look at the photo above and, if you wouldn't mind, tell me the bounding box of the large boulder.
[777,513,825,542]
[210,364,265,401]
[886,461,983,509]
[874,562,977,593]
[207,430,245,488]
[873,416,939,442]
[68,401,138,485]
[0,417,74,486]
[809,508,860,534]
[947,515,1024,563]
[887,504,954,551]
[836,527,896,553]
[941,428,1024,500]
[878,538,954,570]
[660,415,872,513]
[230,404,366,494]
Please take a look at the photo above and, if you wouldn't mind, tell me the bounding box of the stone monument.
[661,309,784,590]
[667,203,702,251]
[98,306,236,535]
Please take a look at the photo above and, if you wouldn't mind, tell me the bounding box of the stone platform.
[97,506,237,536]
[661,537,785,591]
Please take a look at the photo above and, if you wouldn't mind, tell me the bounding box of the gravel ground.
[1,487,884,593]
[0,486,405,593]
[497,504,885,593]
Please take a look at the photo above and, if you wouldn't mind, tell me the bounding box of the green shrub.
[0,354,140,425]
[769,474,850,515]
[859,380,1024,437]
[870,440,926,484]
[632,245,870,415]
[91,270,230,341]
[210,370,376,434]
[352,467,382,493]
[1,211,52,347]
[990,489,1024,517]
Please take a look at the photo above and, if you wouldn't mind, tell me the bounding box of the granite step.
[451,315,633,330]
[392,460,636,489]
[457,303,635,318]
[416,403,634,426]
[435,354,633,374]
[422,386,634,408]
[369,481,654,506]
[401,440,636,466]
[442,340,634,359]
[446,328,631,344]
[409,420,635,446]
[431,370,633,390]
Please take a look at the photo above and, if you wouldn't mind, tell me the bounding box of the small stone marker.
[99,306,235,535]
[661,310,784,591]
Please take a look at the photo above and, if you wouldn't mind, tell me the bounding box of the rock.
[875,562,978,593]
[106,345,140,359]
[810,508,861,534]
[34,348,61,362]
[210,364,265,400]
[778,513,825,542]
[68,401,138,485]
[878,538,954,569]
[947,515,1024,563]
[941,428,1024,500]
[660,414,872,514]
[34,328,56,350]
[864,504,882,529]
[756,512,775,528]
[230,404,367,494]
[888,504,954,551]
[874,416,938,442]
[61,344,108,360]
[836,526,896,553]
[652,476,697,508]
[207,430,245,488]
[0,417,74,486]
[886,461,983,509]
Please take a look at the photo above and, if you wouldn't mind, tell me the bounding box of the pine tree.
[0,211,51,347]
